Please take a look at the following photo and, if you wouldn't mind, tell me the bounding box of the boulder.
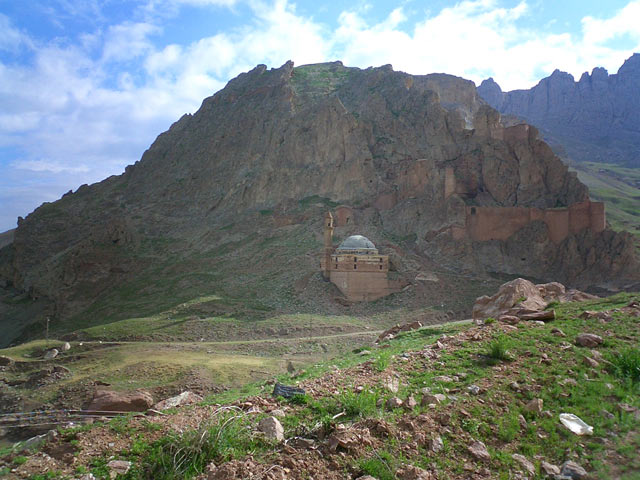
[540,461,560,476]
[386,397,403,409]
[524,398,543,414]
[473,278,594,320]
[512,454,535,475]
[62,342,71,351]
[561,460,588,479]
[107,460,132,477]
[153,391,203,411]
[43,349,59,360]
[430,435,444,453]
[258,416,284,442]
[473,278,545,320]
[468,440,491,462]
[87,389,153,412]
[396,465,433,479]
[575,333,603,347]
[421,393,446,406]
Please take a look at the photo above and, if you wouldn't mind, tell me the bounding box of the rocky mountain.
[478,53,640,167]
[0,61,638,346]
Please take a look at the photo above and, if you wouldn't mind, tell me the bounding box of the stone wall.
[463,200,605,244]
[329,270,394,301]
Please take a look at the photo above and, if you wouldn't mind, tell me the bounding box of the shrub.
[484,317,496,325]
[139,409,265,479]
[339,390,380,419]
[374,350,392,372]
[487,335,512,362]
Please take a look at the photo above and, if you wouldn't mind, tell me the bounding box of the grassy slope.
[570,161,640,238]
[3,293,638,479]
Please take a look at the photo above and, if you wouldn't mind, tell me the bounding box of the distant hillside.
[1,61,638,347]
[478,53,640,168]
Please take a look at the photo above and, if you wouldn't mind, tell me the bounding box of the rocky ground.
[1,289,638,479]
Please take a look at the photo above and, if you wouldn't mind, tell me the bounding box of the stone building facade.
[321,212,400,302]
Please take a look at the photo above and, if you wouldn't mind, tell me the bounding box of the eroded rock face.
[478,54,640,168]
[2,61,638,331]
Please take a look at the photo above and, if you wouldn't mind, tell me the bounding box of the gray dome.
[337,235,376,251]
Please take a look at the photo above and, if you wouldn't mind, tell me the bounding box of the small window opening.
[470,207,477,215]
[354,264,357,270]
[379,265,383,270]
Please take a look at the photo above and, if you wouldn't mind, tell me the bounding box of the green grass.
[135,410,268,480]
[571,161,640,238]
[4,293,639,479]
[610,347,640,384]
[486,334,512,362]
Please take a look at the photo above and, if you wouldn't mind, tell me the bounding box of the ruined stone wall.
[463,200,605,244]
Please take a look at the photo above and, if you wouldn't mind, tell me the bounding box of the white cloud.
[0,13,32,52]
[12,159,90,174]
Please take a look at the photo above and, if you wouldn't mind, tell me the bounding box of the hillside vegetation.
[2,293,638,479]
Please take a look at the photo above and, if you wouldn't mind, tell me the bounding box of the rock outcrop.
[478,53,640,167]
[0,60,638,341]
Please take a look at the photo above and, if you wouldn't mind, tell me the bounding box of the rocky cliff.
[477,53,640,167]
[1,61,638,345]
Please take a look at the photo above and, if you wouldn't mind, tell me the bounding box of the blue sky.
[1,0,639,232]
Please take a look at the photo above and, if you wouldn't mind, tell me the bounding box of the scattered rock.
[498,315,520,325]
[384,377,400,393]
[430,436,444,453]
[560,460,588,479]
[43,349,59,360]
[540,460,560,476]
[396,464,433,479]
[107,460,131,478]
[518,414,528,430]
[359,350,371,356]
[582,356,599,368]
[512,454,535,475]
[433,375,454,382]
[520,310,556,321]
[421,393,446,406]
[87,389,153,412]
[435,412,451,426]
[355,477,377,480]
[386,397,403,409]
[152,391,203,411]
[575,333,603,347]
[524,398,543,414]
[405,395,417,410]
[271,409,286,418]
[551,327,566,337]
[258,416,284,442]
[468,440,491,462]
[467,384,481,395]
[377,321,423,343]
[62,342,71,351]
[21,430,57,451]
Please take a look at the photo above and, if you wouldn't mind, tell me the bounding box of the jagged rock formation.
[0,61,638,344]
[478,53,640,167]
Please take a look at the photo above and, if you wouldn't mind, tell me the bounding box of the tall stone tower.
[323,211,334,280]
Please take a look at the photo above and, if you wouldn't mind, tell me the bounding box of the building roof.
[337,235,377,251]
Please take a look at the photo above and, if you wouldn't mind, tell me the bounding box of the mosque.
[320,212,401,301]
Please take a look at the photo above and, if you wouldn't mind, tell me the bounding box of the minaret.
[323,211,334,280]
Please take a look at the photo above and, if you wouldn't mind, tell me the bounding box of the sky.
[1,0,639,232]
